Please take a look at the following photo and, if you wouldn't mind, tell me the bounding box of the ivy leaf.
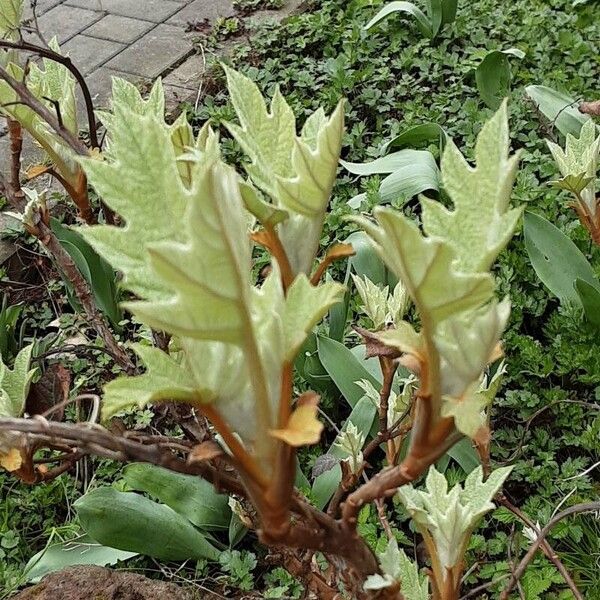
[352,209,494,325]
[421,100,523,273]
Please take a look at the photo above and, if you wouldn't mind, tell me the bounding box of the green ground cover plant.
[0,0,599,598]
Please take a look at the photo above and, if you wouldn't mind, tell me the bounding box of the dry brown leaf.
[0,448,23,472]
[270,392,323,447]
[188,441,224,464]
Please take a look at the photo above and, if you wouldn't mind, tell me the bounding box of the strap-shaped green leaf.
[421,100,522,273]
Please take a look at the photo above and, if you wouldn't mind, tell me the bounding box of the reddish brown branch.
[378,357,397,464]
[500,502,600,600]
[341,430,462,530]
[498,496,583,600]
[7,118,23,200]
[0,415,382,591]
[0,39,99,148]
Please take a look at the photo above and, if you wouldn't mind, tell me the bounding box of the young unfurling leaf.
[364,538,428,599]
[224,66,345,274]
[396,466,512,590]
[355,102,520,440]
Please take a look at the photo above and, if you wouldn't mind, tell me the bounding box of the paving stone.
[37,4,103,44]
[83,66,151,111]
[64,0,182,23]
[83,14,155,44]
[166,0,235,26]
[22,0,64,20]
[104,24,191,79]
[162,53,205,90]
[164,84,194,112]
[62,35,125,75]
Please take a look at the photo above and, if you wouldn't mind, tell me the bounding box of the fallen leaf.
[0,447,23,472]
[188,441,224,464]
[270,392,323,447]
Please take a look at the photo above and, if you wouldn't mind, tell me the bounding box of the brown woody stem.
[0,39,99,149]
[35,220,134,373]
[498,495,583,600]
[7,118,24,202]
[500,502,600,599]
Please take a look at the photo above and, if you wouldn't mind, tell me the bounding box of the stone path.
[23,0,239,109]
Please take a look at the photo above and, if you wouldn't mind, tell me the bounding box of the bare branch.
[500,502,600,599]
[0,39,99,148]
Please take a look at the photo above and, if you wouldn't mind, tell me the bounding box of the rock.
[11,565,196,600]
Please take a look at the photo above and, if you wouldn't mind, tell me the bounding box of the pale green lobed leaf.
[421,100,522,273]
[239,180,289,227]
[78,105,190,300]
[352,209,494,324]
[437,299,510,400]
[0,0,22,42]
[397,465,512,574]
[224,67,344,274]
[364,538,428,599]
[283,275,345,361]
[276,100,345,217]
[437,299,510,437]
[127,162,252,344]
[223,65,295,197]
[352,274,389,330]
[28,38,78,135]
[103,342,262,446]
[102,343,203,420]
[0,345,35,419]
[0,62,77,181]
[547,119,600,215]
[387,280,410,326]
[374,321,423,357]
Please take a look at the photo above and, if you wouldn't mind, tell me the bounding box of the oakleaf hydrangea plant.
[0,59,523,599]
[547,119,600,244]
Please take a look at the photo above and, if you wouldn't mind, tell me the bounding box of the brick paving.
[24,0,234,107]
